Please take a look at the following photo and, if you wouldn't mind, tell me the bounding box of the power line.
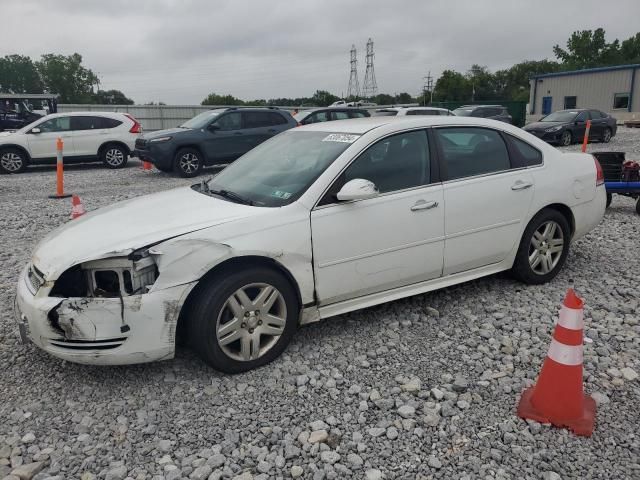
[361,38,377,100]
[346,44,360,99]
[422,71,433,106]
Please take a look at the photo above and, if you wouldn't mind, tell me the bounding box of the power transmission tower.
[422,71,433,106]
[347,45,360,99]
[362,38,377,100]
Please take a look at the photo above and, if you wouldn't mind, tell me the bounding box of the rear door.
[242,111,274,147]
[434,127,535,275]
[70,115,110,157]
[26,116,75,159]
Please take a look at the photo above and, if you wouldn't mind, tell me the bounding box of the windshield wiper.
[209,189,254,206]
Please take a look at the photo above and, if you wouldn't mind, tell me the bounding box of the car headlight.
[545,125,563,133]
[149,136,172,143]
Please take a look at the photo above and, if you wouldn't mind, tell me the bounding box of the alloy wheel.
[603,129,611,143]
[179,153,200,174]
[105,148,125,166]
[0,152,24,172]
[560,131,571,146]
[528,220,564,275]
[216,283,287,362]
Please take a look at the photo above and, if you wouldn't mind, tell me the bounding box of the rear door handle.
[511,181,533,191]
[410,200,438,211]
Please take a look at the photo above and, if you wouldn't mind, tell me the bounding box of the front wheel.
[606,192,613,209]
[559,130,572,147]
[174,148,202,177]
[189,267,298,373]
[0,148,29,174]
[101,144,128,169]
[602,128,612,143]
[512,209,571,285]
[636,198,640,215]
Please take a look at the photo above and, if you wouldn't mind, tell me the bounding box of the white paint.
[547,338,583,366]
[557,306,584,330]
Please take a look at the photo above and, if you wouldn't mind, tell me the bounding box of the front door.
[26,116,75,160]
[433,127,535,275]
[203,112,246,163]
[542,97,552,115]
[311,129,445,305]
[573,111,590,141]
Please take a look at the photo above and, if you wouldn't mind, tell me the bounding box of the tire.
[0,148,29,174]
[559,130,572,147]
[188,266,298,373]
[636,198,640,215]
[511,209,571,285]
[606,192,613,209]
[100,144,128,169]
[602,128,612,143]
[155,164,173,173]
[173,148,202,177]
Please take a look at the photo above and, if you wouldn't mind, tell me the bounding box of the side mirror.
[30,127,41,134]
[336,178,379,202]
[208,124,220,132]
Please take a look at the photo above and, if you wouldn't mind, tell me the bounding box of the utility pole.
[362,38,378,100]
[347,45,360,100]
[422,71,433,106]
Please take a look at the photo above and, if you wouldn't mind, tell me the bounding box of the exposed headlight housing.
[545,125,563,132]
[149,136,172,143]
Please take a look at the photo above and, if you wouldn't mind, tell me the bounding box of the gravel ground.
[0,129,639,480]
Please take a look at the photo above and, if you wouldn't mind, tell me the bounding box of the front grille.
[48,337,127,351]
[26,264,44,294]
[135,138,147,149]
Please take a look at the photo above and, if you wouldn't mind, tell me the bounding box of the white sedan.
[15,116,606,372]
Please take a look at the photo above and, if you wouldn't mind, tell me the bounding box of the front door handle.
[511,181,533,191]
[410,200,438,211]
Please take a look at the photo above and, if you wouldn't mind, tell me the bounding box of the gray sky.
[3,0,640,104]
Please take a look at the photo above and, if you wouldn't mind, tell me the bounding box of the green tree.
[620,32,640,63]
[372,93,394,105]
[310,90,339,107]
[553,28,622,69]
[93,89,134,105]
[433,70,471,101]
[495,60,560,101]
[36,53,98,103]
[394,92,414,104]
[0,55,43,93]
[201,93,245,106]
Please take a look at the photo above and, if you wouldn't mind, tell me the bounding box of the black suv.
[134,107,297,177]
[293,107,370,125]
[452,105,512,124]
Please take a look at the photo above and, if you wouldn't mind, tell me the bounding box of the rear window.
[373,110,398,117]
[268,112,288,125]
[506,134,543,168]
[101,117,123,128]
[406,109,440,116]
[349,111,368,118]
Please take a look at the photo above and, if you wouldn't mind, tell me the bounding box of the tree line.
[2,28,639,107]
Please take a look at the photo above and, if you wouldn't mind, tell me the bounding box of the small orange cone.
[71,195,86,219]
[141,160,153,170]
[517,289,596,436]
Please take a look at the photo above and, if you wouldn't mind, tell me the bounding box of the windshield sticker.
[271,190,292,199]
[322,133,360,143]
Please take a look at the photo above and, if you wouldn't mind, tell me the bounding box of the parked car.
[134,107,297,177]
[15,116,606,372]
[0,112,142,174]
[523,109,617,146]
[453,105,512,123]
[0,94,58,132]
[293,107,370,125]
[330,100,347,107]
[373,106,455,117]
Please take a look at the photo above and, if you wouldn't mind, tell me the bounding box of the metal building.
[529,64,640,123]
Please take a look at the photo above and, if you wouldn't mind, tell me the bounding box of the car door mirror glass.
[336,178,379,201]
[30,127,41,134]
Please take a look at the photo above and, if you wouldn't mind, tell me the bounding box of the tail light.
[295,122,301,127]
[125,114,142,134]
[593,155,604,186]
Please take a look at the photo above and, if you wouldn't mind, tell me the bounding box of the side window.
[506,134,543,168]
[100,117,123,129]
[332,111,350,120]
[470,109,485,118]
[407,110,440,116]
[342,130,430,194]
[70,116,104,131]
[268,112,288,125]
[575,111,589,122]
[435,127,510,180]
[311,111,330,123]
[589,110,603,119]
[349,111,367,118]
[243,112,272,129]
[213,112,242,131]
[37,116,71,133]
[564,96,577,109]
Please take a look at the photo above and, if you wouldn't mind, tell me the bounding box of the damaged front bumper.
[15,264,195,365]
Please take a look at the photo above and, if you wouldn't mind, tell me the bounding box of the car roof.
[44,111,130,119]
[456,105,504,109]
[295,115,518,135]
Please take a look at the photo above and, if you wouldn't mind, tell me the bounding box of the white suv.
[373,106,455,117]
[0,112,142,174]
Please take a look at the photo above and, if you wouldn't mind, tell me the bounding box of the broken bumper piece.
[15,264,195,365]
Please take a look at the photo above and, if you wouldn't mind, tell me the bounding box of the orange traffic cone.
[71,194,86,219]
[141,160,153,171]
[517,289,596,436]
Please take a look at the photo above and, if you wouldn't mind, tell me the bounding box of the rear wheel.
[512,209,571,284]
[0,148,28,174]
[636,198,640,215]
[606,192,613,208]
[174,148,202,177]
[188,267,298,373]
[101,144,128,169]
[559,130,572,147]
[602,128,612,143]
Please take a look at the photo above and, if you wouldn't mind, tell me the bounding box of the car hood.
[524,121,564,130]
[32,186,260,279]
[142,127,191,140]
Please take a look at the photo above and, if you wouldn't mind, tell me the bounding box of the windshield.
[207,130,358,207]
[452,108,473,116]
[180,109,225,129]
[540,111,579,122]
